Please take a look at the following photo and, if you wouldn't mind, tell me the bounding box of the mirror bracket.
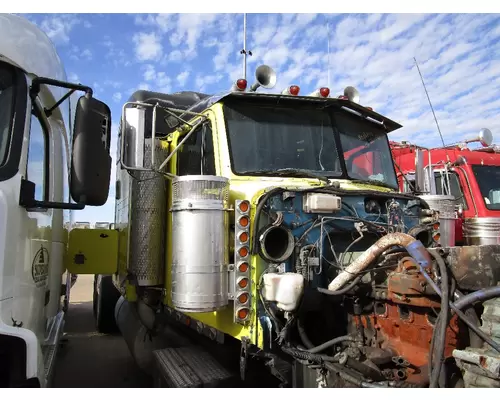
[120,102,208,179]
[30,77,94,118]
[19,179,85,211]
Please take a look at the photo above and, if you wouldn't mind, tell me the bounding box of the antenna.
[240,13,252,80]
[327,19,330,88]
[414,58,448,157]
[414,57,451,195]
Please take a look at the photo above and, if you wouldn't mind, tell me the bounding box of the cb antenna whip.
[240,13,252,80]
[414,57,448,158]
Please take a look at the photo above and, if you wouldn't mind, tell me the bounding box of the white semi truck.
[0,14,112,387]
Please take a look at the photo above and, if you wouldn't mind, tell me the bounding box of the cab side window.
[27,106,49,202]
[177,121,216,176]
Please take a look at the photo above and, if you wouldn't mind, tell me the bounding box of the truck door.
[13,98,54,342]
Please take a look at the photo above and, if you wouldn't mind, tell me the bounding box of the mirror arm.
[19,179,85,211]
[45,88,77,118]
[31,77,93,98]
[24,200,85,211]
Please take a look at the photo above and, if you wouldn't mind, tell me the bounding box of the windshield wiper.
[239,168,331,183]
[350,179,398,190]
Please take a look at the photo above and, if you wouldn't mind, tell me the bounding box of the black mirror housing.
[70,96,112,206]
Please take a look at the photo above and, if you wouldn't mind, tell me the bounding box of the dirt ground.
[52,275,152,388]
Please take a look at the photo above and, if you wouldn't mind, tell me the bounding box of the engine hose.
[281,346,337,363]
[306,335,355,354]
[327,233,417,291]
[452,286,500,311]
[297,319,315,349]
[426,248,450,389]
[318,276,362,296]
[410,244,500,354]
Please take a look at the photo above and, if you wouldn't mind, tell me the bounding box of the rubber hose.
[417,252,500,353]
[318,276,362,296]
[453,286,500,311]
[426,248,450,389]
[281,346,337,363]
[297,318,315,349]
[306,335,354,354]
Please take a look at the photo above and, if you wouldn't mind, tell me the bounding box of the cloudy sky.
[18,12,500,223]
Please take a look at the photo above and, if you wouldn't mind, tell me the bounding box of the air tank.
[170,175,230,312]
[419,194,456,247]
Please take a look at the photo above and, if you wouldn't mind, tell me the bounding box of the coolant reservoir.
[262,273,304,312]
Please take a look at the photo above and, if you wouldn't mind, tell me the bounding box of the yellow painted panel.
[66,229,118,275]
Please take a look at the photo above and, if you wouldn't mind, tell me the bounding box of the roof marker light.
[282,85,300,96]
[231,79,247,92]
[308,87,330,98]
[319,87,330,98]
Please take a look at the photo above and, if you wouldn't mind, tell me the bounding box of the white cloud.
[140,65,172,93]
[133,32,163,62]
[68,72,79,82]
[167,49,183,63]
[113,92,122,102]
[81,48,92,60]
[177,71,190,87]
[39,14,80,44]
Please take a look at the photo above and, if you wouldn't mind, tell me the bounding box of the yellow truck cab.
[67,65,500,389]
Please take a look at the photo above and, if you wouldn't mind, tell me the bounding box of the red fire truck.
[390,129,500,246]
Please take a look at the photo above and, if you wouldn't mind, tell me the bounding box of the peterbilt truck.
[391,130,500,247]
[0,14,112,387]
[66,65,500,388]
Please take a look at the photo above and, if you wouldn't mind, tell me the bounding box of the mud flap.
[66,229,118,275]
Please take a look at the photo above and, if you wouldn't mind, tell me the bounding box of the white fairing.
[0,14,68,94]
[0,14,71,387]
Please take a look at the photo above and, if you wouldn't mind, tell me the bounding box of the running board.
[41,311,65,387]
[152,346,234,388]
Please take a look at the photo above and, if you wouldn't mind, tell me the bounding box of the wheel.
[94,275,120,333]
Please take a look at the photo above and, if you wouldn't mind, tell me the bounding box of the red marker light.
[289,85,300,96]
[319,87,330,98]
[236,79,247,90]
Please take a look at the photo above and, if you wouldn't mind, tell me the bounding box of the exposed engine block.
[256,188,500,388]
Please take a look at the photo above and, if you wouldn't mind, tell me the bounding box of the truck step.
[152,346,234,388]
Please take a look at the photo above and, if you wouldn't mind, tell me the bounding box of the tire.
[94,275,120,333]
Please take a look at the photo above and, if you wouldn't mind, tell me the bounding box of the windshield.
[471,165,500,210]
[224,100,342,177]
[223,99,398,188]
[0,63,15,166]
[334,110,398,188]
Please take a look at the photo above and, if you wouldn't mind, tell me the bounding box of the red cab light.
[319,87,330,98]
[289,85,300,96]
[236,79,247,91]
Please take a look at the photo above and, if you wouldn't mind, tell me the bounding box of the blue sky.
[18,13,500,223]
